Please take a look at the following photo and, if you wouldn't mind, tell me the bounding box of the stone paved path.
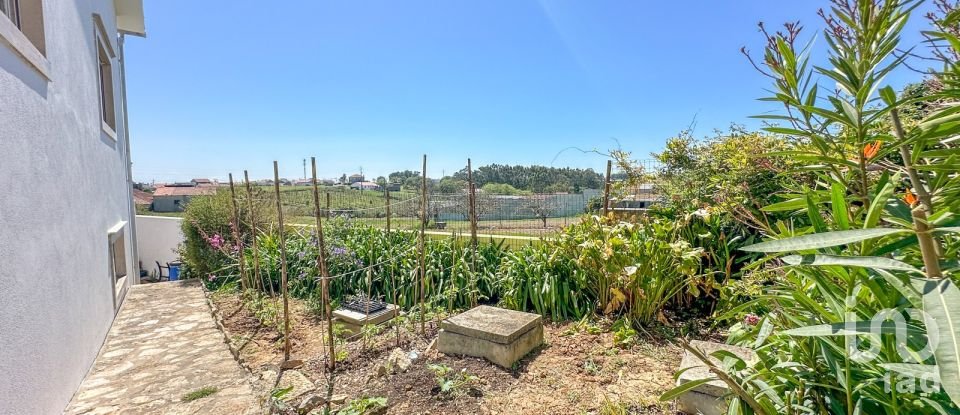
[65,281,261,415]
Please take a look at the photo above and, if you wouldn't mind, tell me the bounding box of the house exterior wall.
[0,1,139,414]
[135,216,184,277]
[152,195,190,212]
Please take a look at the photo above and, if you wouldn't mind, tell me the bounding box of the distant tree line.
[451,164,602,193]
[386,164,602,194]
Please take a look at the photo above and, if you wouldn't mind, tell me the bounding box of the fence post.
[228,173,249,292]
[385,189,391,233]
[244,171,268,295]
[325,192,331,218]
[419,154,427,335]
[467,158,478,308]
[309,157,336,370]
[603,160,612,217]
[273,161,292,362]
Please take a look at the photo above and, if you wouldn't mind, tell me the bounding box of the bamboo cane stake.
[419,154,427,335]
[244,171,266,295]
[273,161,292,362]
[309,158,336,370]
[228,174,249,292]
[385,189,400,347]
[467,158,478,308]
[603,159,612,218]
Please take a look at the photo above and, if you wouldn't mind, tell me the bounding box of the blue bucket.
[168,263,181,281]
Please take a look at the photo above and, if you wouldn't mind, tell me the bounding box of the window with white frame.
[0,0,45,55]
[95,31,117,133]
[108,223,127,281]
[0,0,19,27]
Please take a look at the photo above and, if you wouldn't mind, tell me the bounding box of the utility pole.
[303,159,307,180]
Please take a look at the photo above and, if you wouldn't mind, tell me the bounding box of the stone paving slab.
[65,281,261,415]
[441,305,541,344]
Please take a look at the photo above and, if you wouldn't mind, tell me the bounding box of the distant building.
[350,181,380,191]
[385,183,402,192]
[132,189,154,209]
[152,184,217,212]
[613,184,659,210]
[191,178,215,186]
[348,174,364,184]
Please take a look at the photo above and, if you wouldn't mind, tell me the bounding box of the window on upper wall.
[96,33,117,135]
[0,0,45,55]
[0,0,19,27]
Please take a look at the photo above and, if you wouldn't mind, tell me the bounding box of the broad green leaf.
[913,278,960,406]
[660,378,715,402]
[864,175,896,229]
[783,320,918,336]
[781,254,922,273]
[879,86,897,105]
[762,197,810,212]
[872,269,923,306]
[754,317,774,348]
[741,228,908,253]
[830,183,850,230]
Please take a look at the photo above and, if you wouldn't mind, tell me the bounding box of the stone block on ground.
[333,304,398,335]
[675,340,758,415]
[437,306,543,368]
[277,370,316,404]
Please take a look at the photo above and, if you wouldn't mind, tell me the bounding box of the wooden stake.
[602,160,612,217]
[273,161,292,362]
[244,171,266,295]
[385,189,391,233]
[309,157,336,370]
[325,192,331,218]
[467,158,478,308]
[419,154,427,335]
[385,189,400,347]
[228,174,249,292]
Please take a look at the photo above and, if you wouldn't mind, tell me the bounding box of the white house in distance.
[0,1,146,413]
[350,181,380,191]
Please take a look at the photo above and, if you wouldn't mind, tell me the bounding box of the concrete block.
[675,340,757,415]
[332,304,398,335]
[437,306,543,368]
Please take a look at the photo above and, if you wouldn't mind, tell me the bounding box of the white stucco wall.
[0,2,138,414]
[136,215,185,276]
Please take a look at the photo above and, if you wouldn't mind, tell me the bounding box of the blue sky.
[125,1,934,183]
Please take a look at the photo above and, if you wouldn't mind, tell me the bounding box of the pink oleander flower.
[208,274,216,282]
[743,313,760,326]
[206,234,224,250]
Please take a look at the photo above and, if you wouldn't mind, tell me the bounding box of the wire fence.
[154,155,664,367]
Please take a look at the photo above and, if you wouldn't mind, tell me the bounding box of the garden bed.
[210,289,684,414]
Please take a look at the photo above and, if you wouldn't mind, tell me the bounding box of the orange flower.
[863,141,882,159]
[904,190,918,207]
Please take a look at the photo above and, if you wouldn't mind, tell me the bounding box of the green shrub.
[180,190,235,279]
[661,1,960,413]
[180,187,274,283]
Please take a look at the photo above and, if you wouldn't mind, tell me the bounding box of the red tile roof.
[132,189,154,205]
